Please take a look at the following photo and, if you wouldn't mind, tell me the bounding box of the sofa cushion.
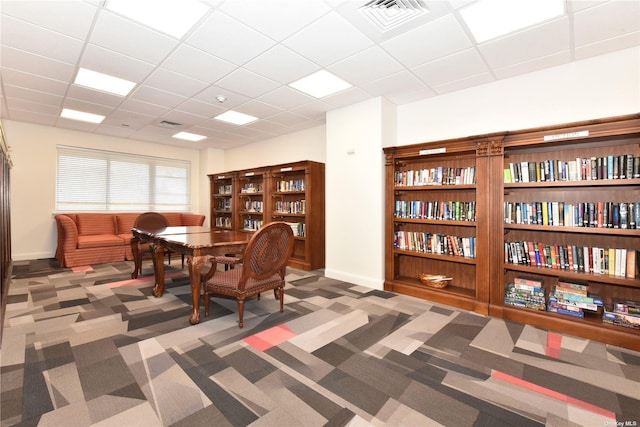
[115,213,140,234]
[76,213,116,236]
[77,234,125,249]
[162,212,182,226]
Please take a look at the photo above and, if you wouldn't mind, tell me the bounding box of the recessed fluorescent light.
[214,111,259,126]
[459,0,565,43]
[106,0,208,38]
[172,131,207,142]
[60,108,105,124]
[74,68,136,96]
[289,70,352,98]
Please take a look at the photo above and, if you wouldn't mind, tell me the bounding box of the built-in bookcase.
[209,173,235,230]
[384,136,497,315]
[208,160,325,271]
[385,113,640,351]
[494,114,640,350]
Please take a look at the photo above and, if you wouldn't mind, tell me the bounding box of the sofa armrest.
[180,213,205,226]
[55,214,79,267]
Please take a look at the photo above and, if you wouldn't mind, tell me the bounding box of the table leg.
[130,237,140,279]
[151,244,166,297]
[188,255,207,324]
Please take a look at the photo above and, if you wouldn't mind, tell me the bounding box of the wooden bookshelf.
[208,160,325,271]
[385,113,640,351]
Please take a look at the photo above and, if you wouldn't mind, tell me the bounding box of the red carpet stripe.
[245,324,296,351]
[492,370,616,418]
[107,271,187,288]
[546,332,563,358]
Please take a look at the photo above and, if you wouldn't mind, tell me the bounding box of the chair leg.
[204,291,210,317]
[237,299,245,328]
[279,287,284,312]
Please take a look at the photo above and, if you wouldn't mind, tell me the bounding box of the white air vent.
[360,0,429,32]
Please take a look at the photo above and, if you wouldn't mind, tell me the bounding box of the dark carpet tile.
[361,289,397,299]
[341,312,411,353]
[319,368,389,415]
[313,342,355,367]
[224,347,278,384]
[288,381,346,421]
[323,408,357,427]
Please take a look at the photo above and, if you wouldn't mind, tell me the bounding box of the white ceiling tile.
[102,109,155,130]
[431,72,494,95]
[90,10,179,64]
[243,119,290,135]
[186,11,276,65]
[0,15,85,63]
[574,32,640,60]
[328,46,405,86]
[0,68,68,96]
[118,98,171,118]
[215,68,280,98]
[57,116,101,132]
[362,70,436,101]
[129,85,187,109]
[234,100,284,119]
[574,0,640,47]
[80,43,155,82]
[194,85,250,109]
[282,11,374,67]
[0,46,75,82]
[492,50,572,80]
[478,17,570,70]
[219,0,330,41]
[158,110,208,128]
[5,97,60,116]
[257,86,316,110]
[244,45,321,85]
[161,45,237,83]
[2,84,63,108]
[65,85,126,108]
[95,124,137,138]
[175,99,227,118]
[4,107,58,126]
[380,14,472,68]
[62,98,114,117]
[411,48,489,87]
[143,68,208,98]
[290,100,333,120]
[1,0,97,40]
[322,87,373,109]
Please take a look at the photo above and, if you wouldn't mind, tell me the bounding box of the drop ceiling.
[1,0,639,150]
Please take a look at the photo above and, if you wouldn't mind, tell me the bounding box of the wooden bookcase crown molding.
[384,113,640,351]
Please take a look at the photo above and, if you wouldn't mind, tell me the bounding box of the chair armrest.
[54,214,79,265]
[181,213,205,226]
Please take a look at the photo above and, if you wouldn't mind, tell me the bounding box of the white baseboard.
[324,268,384,290]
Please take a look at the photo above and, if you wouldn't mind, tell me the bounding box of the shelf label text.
[543,130,589,141]
[419,147,446,155]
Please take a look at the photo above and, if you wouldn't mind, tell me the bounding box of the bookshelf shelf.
[208,160,324,271]
[385,114,640,351]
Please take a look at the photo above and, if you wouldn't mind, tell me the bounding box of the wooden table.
[131,227,252,324]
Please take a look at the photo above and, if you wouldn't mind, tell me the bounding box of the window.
[56,146,191,212]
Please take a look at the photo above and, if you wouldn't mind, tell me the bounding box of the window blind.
[56,146,191,212]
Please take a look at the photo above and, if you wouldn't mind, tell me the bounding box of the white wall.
[5,121,202,260]
[223,125,326,171]
[398,47,640,145]
[325,97,396,288]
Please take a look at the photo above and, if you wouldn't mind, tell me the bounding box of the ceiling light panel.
[60,108,105,123]
[105,0,209,38]
[289,70,352,98]
[74,67,136,96]
[459,0,565,43]
[214,110,259,125]
[172,131,206,141]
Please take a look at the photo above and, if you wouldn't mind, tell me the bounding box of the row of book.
[504,277,639,329]
[274,200,306,214]
[395,200,476,221]
[283,221,305,237]
[215,200,232,211]
[504,154,640,183]
[276,179,305,192]
[505,240,638,278]
[242,200,263,213]
[394,231,476,258]
[243,219,263,231]
[215,217,232,228]
[394,166,476,187]
[241,183,263,193]
[504,201,639,229]
[217,184,232,195]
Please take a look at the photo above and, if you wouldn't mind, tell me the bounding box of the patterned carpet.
[1,259,639,427]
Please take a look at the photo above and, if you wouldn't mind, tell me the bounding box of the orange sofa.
[54,212,205,267]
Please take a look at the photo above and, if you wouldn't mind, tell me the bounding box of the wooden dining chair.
[132,212,168,277]
[202,222,294,328]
